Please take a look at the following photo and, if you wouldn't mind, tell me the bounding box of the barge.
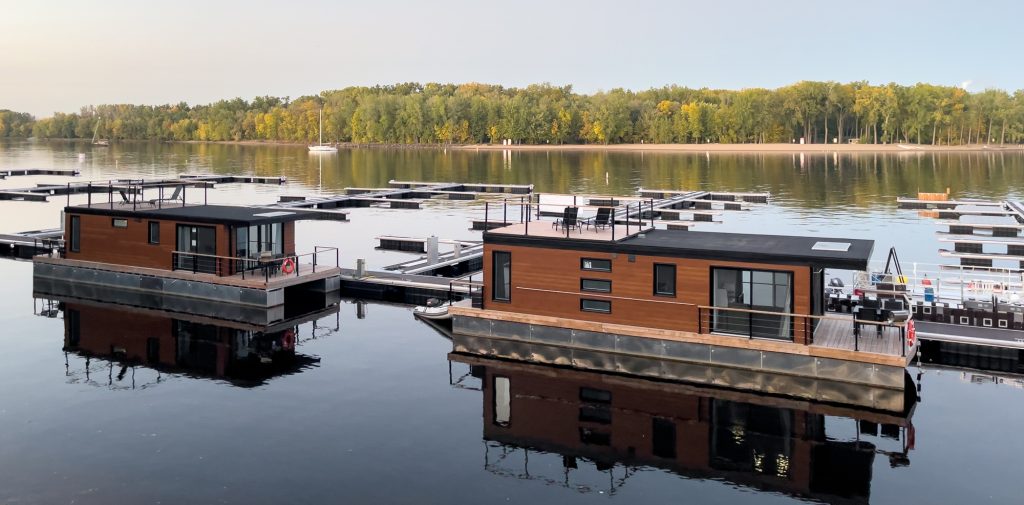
[449,205,918,411]
[33,193,341,317]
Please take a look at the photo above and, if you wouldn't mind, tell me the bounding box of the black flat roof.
[69,204,320,225]
[487,229,875,270]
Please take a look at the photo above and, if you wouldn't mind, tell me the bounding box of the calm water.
[0,140,1022,504]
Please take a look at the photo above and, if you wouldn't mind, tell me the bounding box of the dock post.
[356,258,366,279]
[427,236,439,265]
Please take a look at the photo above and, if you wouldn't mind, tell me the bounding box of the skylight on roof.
[252,211,295,218]
[812,241,851,252]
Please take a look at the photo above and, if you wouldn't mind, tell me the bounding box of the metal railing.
[481,197,658,240]
[696,305,911,356]
[448,278,484,308]
[170,246,340,283]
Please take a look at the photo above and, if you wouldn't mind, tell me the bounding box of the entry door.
[176,225,217,273]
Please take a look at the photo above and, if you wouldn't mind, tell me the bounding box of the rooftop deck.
[485,222,652,242]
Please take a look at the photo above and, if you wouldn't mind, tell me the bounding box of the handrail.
[171,246,340,281]
[696,304,909,327]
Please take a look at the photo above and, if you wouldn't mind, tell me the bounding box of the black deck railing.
[482,196,658,239]
[696,305,911,356]
[170,246,340,283]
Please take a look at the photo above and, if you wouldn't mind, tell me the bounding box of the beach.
[455,142,1024,153]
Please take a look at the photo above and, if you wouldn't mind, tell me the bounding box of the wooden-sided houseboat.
[450,206,918,411]
[33,185,341,319]
[450,353,914,502]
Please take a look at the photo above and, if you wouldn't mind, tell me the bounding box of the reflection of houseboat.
[52,296,337,388]
[450,206,917,411]
[450,354,914,503]
[33,183,341,320]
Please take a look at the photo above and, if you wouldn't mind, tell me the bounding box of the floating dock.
[276,180,534,210]
[0,168,80,179]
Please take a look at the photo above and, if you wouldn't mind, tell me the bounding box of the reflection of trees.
[28,141,1024,209]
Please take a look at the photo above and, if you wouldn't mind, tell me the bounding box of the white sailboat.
[308,109,337,152]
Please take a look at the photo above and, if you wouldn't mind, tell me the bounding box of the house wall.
[64,212,297,274]
[482,243,813,343]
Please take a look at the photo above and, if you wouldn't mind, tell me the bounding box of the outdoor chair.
[552,206,581,233]
[588,207,613,231]
[149,185,183,206]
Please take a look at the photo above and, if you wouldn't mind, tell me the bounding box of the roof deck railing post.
[650,198,655,227]
[66,183,70,207]
[108,181,112,210]
[87,183,92,206]
[503,198,507,226]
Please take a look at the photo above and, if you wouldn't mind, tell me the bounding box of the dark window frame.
[69,215,80,252]
[654,263,677,297]
[492,250,511,302]
[709,266,795,341]
[580,298,612,314]
[580,257,612,272]
[148,221,160,244]
[580,278,612,293]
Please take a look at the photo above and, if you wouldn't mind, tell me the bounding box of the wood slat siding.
[483,243,813,343]
[64,212,296,273]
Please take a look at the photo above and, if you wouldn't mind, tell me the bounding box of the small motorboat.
[413,298,451,321]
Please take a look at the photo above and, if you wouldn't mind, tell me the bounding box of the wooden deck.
[485,222,651,242]
[812,314,908,357]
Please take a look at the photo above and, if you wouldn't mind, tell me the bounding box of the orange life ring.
[282,329,295,350]
[907,319,916,347]
[281,258,296,274]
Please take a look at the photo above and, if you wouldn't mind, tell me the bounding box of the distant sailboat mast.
[309,107,338,152]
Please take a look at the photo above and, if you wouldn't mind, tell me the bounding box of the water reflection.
[451,355,914,503]
[38,297,339,388]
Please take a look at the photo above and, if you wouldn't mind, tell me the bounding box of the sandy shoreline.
[453,143,1024,153]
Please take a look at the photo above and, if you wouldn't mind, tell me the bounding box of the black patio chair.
[553,206,581,233]
[588,207,613,231]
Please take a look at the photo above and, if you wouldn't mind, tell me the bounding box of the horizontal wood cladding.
[483,243,811,340]
[65,212,228,271]
[64,213,297,273]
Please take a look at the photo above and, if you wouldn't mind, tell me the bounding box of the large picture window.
[711,268,793,340]
[492,251,511,301]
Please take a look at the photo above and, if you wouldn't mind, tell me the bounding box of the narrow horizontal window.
[112,218,128,228]
[581,258,611,272]
[581,298,611,314]
[579,387,612,404]
[581,278,611,293]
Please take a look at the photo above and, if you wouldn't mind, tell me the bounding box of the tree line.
[11,81,1024,145]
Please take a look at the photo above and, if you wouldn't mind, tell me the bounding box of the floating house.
[450,212,917,411]
[53,296,336,387]
[451,354,914,503]
[33,190,341,317]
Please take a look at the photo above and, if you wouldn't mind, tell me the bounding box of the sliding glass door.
[711,267,793,340]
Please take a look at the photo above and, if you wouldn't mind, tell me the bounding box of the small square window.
[654,263,676,296]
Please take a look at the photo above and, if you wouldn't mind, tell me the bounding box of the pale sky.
[2,0,1021,117]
